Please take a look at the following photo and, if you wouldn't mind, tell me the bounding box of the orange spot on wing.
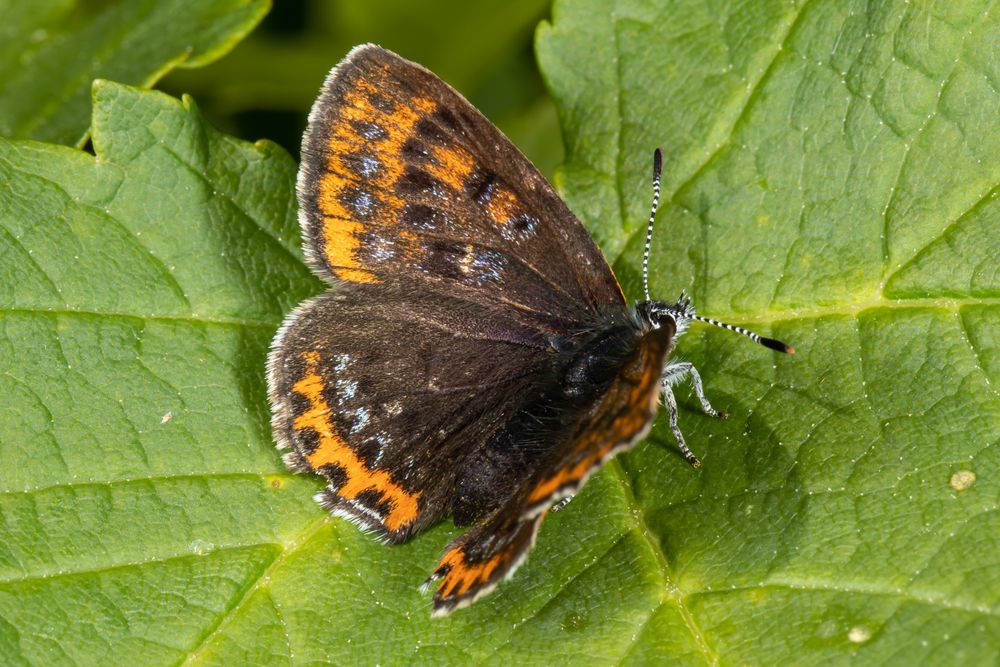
[425,144,475,191]
[526,439,610,505]
[292,351,420,532]
[485,187,521,226]
[315,173,376,283]
[433,512,545,605]
[315,74,438,282]
[435,539,507,598]
[436,546,477,597]
[334,77,435,188]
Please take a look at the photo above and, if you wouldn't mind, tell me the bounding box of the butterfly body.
[449,306,674,527]
[267,44,790,616]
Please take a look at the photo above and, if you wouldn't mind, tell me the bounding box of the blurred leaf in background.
[0,0,269,146]
[160,0,564,178]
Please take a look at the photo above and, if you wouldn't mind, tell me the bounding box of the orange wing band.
[292,351,421,531]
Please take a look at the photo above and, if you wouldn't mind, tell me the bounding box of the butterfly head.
[636,292,793,354]
[635,292,695,336]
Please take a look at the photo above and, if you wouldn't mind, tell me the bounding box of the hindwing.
[267,283,556,541]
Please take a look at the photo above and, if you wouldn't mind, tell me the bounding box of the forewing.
[267,283,553,542]
[297,44,624,324]
[426,324,673,614]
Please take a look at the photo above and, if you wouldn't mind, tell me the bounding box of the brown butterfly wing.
[267,284,556,542]
[276,44,660,611]
[296,44,625,327]
[427,323,673,615]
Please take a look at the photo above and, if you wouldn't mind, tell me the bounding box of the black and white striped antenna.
[641,148,663,302]
[642,149,794,355]
[692,314,794,354]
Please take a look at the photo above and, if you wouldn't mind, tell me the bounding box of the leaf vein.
[181,517,331,666]
[611,461,719,665]
[885,181,1000,289]
[0,542,280,587]
[611,0,813,268]
[879,5,992,280]
[614,599,664,667]
[0,306,276,328]
[0,471,296,499]
[159,143,302,262]
[694,575,1000,618]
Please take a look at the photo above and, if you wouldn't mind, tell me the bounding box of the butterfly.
[267,44,793,617]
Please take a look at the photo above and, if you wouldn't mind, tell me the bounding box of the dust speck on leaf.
[848,626,871,643]
[949,470,976,491]
[190,539,214,556]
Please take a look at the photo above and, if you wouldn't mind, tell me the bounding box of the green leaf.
[538,0,1000,663]
[158,0,564,178]
[0,0,269,146]
[1,1,998,665]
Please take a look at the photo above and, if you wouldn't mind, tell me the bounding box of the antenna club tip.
[759,336,794,354]
[653,148,663,177]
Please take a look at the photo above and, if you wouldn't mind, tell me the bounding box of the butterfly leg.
[661,361,727,468]
[550,496,573,512]
[662,361,728,420]
[662,383,702,468]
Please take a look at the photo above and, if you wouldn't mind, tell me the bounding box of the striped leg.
[661,360,728,468]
